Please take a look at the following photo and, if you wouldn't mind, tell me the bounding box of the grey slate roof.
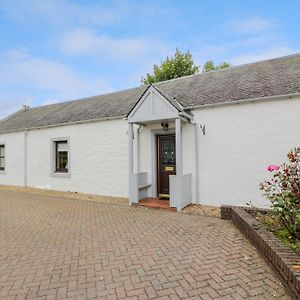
[1,53,300,133]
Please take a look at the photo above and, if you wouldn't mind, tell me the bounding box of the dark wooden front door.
[157,135,176,198]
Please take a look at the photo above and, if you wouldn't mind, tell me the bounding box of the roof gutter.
[179,111,193,121]
[0,115,125,135]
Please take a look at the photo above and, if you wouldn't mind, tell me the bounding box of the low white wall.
[192,96,300,208]
[170,174,192,211]
[182,123,197,203]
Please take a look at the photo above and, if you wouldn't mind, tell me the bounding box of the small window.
[55,141,68,173]
[0,144,5,171]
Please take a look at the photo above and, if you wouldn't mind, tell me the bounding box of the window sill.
[51,172,71,178]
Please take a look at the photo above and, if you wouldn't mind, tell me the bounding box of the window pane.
[0,145,4,157]
[58,152,68,169]
[162,139,176,165]
[0,158,4,169]
[55,141,68,172]
[57,142,68,152]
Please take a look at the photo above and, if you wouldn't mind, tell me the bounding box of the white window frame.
[50,137,71,178]
[0,143,6,175]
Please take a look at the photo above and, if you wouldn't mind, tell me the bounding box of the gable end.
[127,85,180,123]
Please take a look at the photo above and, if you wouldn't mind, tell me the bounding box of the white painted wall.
[0,119,129,198]
[138,96,300,208]
[191,96,300,208]
[1,96,299,208]
[0,131,25,186]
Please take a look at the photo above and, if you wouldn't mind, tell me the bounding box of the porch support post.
[128,123,134,204]
[136,126,140,173]
[128,123,134,175]
[194,123,200,204]
[175,118,182,176]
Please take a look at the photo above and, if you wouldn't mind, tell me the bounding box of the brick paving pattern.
[0,190,290,299]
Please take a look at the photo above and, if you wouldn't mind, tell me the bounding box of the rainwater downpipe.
[24,129,28,187]
[191,122,200,204]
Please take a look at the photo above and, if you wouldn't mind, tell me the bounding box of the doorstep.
[133,197,176,211]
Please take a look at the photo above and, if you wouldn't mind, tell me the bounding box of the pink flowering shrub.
[267,165,280,172]
[260,147,300,239]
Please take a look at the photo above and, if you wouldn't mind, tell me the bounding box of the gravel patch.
[182,203,221,217]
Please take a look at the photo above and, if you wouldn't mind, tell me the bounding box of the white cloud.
[60,29,171,64]
[230,16,276,34]
[0,50,114,118]
[230,47,298,65]
[192,20,297,68]
[0,50,112,95]
[0,0,127,28]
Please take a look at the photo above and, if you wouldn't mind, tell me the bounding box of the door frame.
[151,128,175,198]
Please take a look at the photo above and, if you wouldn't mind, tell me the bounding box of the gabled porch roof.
[126,85,192,124]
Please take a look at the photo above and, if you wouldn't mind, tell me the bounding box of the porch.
[126,85,199,212]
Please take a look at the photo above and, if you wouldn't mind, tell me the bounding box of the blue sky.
[0,0,300,118]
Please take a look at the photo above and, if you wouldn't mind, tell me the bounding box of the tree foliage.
[142,49,199,85]
[142,49,230,85]
[203,60,230,72]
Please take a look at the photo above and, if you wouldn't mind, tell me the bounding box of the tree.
[142,49,231,84]
[142,49,199,85]
[203,60,230,72]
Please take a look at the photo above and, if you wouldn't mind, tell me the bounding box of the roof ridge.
[13,52,300,113]
[1,52,300,134]
[154,52,300,84]
[199,52,300,75]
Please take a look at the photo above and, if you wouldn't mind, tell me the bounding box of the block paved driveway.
[0,190,290,300]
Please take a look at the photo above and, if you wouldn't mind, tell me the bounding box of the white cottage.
[1,54,300,210]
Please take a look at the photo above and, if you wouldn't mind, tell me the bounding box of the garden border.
[221,205,300,299]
